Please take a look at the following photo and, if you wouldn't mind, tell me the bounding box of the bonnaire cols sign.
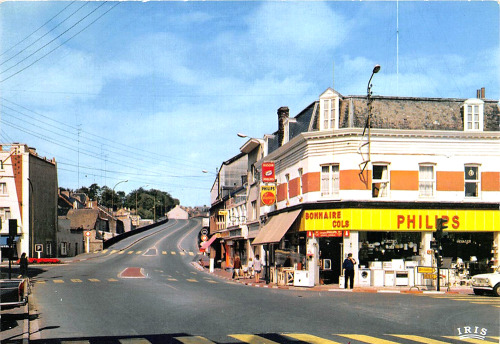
[301,209,499,232]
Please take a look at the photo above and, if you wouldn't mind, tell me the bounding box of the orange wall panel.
[436,171,463,191]
[277,183,288,202]
[482,172,500,191]
[303,172,320,194]
[340,170,371,190]
[289,177,300,198]
[391,171,419,190]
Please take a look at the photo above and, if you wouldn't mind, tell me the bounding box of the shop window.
[358,232,421,266]
[464,165,480,198]
[321,164,339,197]
[463,99,484,132]
[419,164,435,197]
[372,164,389,198]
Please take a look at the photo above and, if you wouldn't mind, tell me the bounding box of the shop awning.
[200,234,218,251]
[252,209,301,245]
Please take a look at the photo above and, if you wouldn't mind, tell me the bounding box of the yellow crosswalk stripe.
[108,278,118,282]
[136,251,142,255]
[171,251,176,255]
[118,251,125,254]
[36,280,46,284]
[168,278,177,281]
[53,279,64,283]
[444,337,497,344]
[284,333,343,344]
[119,339,152,344]
[71,279,82,283]
[187,279,198,283]
[338,334,400,344]
[162,251,167,255]
[189,252,195,256]
[89,279,100,282]
[180,252,186,256]
[102,250,108,254]
[391,334,451,344]
[230,334,279,344]
[206,280,217,283]
[128,251,134,254]
[111,250,118,254]
[174,336,215,344]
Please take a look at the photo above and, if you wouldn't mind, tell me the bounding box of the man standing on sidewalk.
[343,253,356,289]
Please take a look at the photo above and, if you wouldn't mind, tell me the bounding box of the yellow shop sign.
[300,208,499,232]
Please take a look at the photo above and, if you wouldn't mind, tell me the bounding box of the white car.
[471,266,500,296]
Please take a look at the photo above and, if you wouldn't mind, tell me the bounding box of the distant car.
[0,278,29,309]
[471,266,500,296]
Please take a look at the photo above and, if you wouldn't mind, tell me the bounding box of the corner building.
[250,88,499,287]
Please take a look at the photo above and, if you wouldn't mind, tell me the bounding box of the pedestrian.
[342,253,356,289]
[233,255,241,279]
[19,252,28,277]
[253,254,262,283]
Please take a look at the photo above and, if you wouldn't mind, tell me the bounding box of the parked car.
[0,278,29,309]
[471,266,500,296]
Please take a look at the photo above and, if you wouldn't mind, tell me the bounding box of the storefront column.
[306,236,320,285]
[494,232,500,267]
[343,231,359,261]
[421,231,433,266]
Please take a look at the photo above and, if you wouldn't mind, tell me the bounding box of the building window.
[251,201,257,220]
[463,99,484,132]
[0,183,7,195]
[465,165,480,198]
[285,174,290,200]
[298,168,303,195]
[321,164,339,197]
[320,98,338,131]
[419,164,435,197]
[372,164,389,198]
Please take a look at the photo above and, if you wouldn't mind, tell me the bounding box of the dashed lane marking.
[162,251,167,255]
[175,336,215,344]
[135,251,143,255]
[284,333,343,344]
[187,279,198,283]
[53,279,64,283]
[338,334,401,344]
[118,251,125,255]
[71,279,82,283]
[127,251,134,254]
[391,334,452,344]
[171,251,176,255]
[188,252,195,256]
[108,278,118,282]
[89,279,100,282]
[230,334,280,344]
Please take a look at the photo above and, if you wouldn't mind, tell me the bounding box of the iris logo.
[457,326,487,340]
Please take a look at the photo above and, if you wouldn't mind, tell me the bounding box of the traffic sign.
[35,244,43,252]
[201,228,208,236]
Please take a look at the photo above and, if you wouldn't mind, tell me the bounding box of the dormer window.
[319,89,339,131]
[463,99,484,131]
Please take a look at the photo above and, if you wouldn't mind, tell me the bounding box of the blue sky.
[0,1,498,207]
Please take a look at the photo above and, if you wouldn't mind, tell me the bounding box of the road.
[26,218,499,344]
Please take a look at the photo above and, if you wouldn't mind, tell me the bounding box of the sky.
[0,1,498,207]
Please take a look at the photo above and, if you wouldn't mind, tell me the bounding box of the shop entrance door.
[319,237,342,284]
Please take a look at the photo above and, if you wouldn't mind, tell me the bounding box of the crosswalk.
[102,249,196,256]
[32,276,218,285]
[32,333,500,344]
[419,294,500,307]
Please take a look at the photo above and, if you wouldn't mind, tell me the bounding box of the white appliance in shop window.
[358,269,371,286]
[384,271,395,286]
[371,269,385,287]
[395,271,409,286]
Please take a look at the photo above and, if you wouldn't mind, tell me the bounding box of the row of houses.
[207,83,500,287]
[0,143,147,260]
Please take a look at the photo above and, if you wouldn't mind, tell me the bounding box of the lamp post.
[111,180,128,213]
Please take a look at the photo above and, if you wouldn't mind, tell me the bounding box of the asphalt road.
[25,218,499,344]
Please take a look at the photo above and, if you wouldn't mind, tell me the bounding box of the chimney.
[277,106,289,147]
[476,87,485,99]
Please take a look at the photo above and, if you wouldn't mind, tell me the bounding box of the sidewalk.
[201,265,474,295]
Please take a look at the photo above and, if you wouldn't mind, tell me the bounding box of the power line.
[0,1,76,58]
[0,2,88,67]
[1,2,119,83]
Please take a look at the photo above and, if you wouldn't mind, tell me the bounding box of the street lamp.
[360,64,381,174]
[237,133,248,138]
[111,180,128,213]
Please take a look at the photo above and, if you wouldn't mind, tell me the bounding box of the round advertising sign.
[261,191,276,206]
